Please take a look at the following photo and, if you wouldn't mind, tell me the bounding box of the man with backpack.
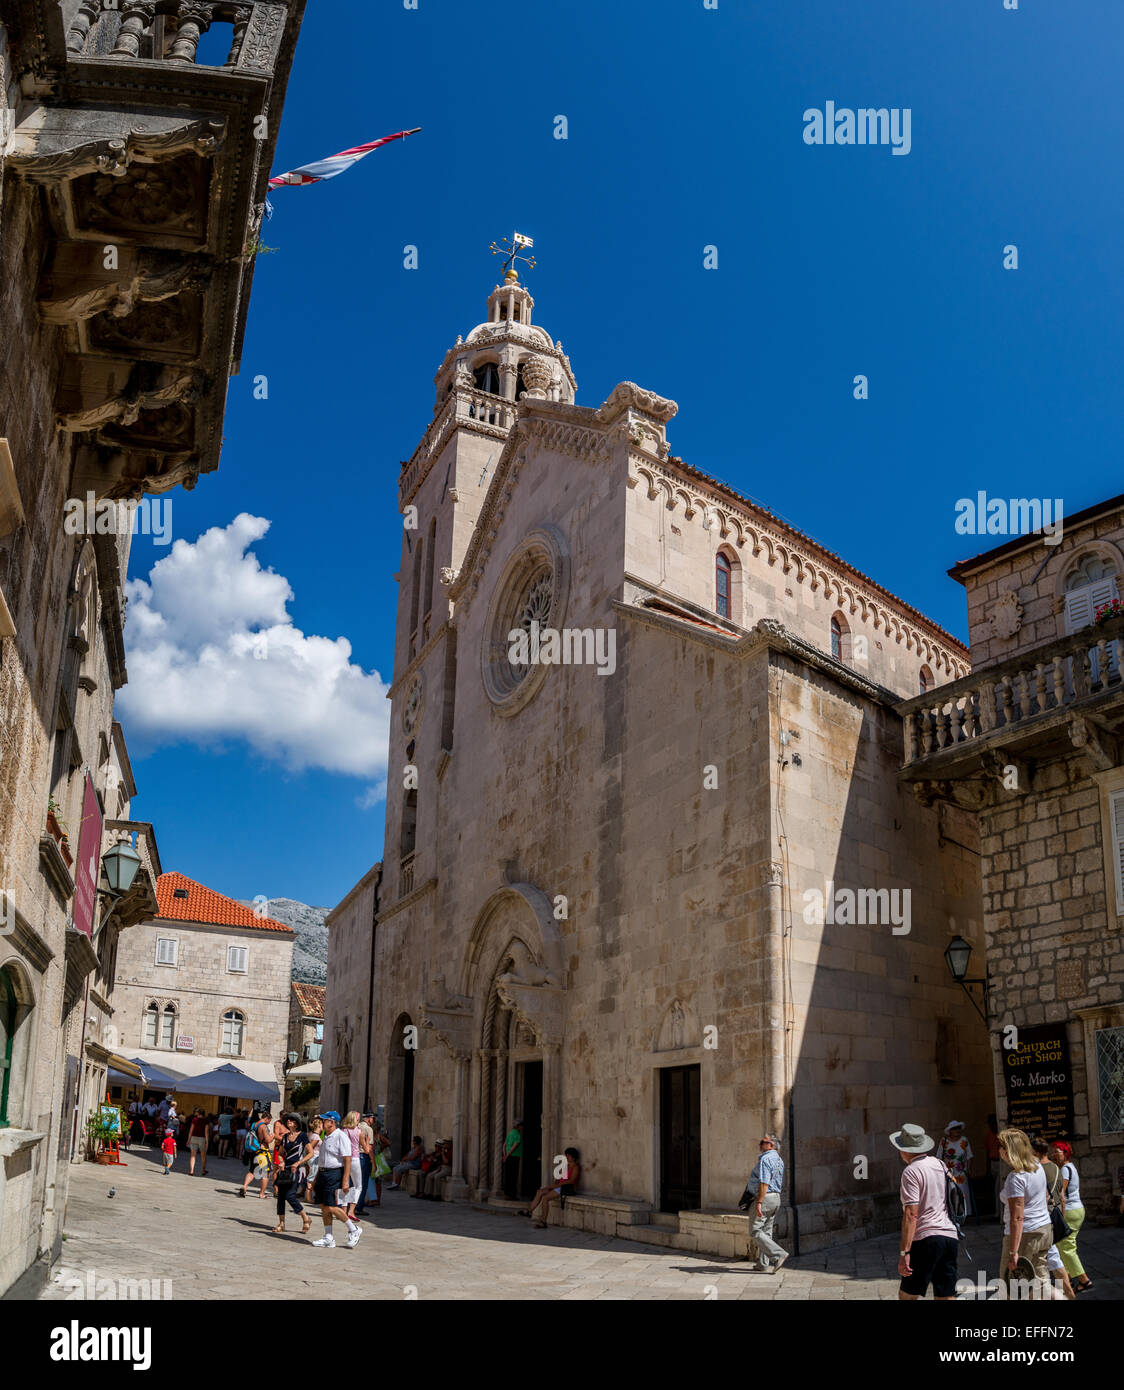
[237,1110,273,1199]
[891,1122,961,1301]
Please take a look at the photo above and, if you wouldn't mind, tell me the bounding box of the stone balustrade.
[66,1,268,69]
[399,387,515,504]
[897,615,1124,770]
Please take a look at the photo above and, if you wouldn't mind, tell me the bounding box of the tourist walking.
[502,1120,523,1199]
[303,1116,323,1202]
[217,1108,233,1159]
[238,1110,273,1199]
[984,1113,1002,1219]
[938,1120,975,1217]
[162,1126,176,1175]
[1030,1137,1074,1300]
[272,1113,313,1236]
[523,1147,581,1229]
[355,1112,375,1218]
[742,1133,788,1274]
[311,1111,362,1248]
[235,1110,248,1161]
[370,1122,391,1206]
[187,1109,210,1177]
[339,1111,363,1221]
[1050,1141,1092,1293]
[890,1122,958,1300]
[998,1128,1053,1298]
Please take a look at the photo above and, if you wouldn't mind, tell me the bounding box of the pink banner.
[72,773,102,938]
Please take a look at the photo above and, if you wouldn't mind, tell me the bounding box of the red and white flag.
[269,128,420,189]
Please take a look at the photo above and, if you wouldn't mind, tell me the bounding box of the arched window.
[159,1003,177,1049]
[716,552,732,619]
[142,1002,159,1048]
[221,1010,245,1056]
[0,966,17,1126]
[830,615,844,661]
[473,362,501,395]
[919,665,934,695]
[1063,553,1118,633]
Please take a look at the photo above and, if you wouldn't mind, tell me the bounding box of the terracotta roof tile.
[291,982,325,1017]
[154,872,293,934]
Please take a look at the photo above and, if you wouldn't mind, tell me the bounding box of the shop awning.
[284,1060,321,1081]
[106,1054,147,1086]
[130,1051,280,1102]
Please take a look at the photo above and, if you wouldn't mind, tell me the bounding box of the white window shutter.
[156,937,177,965]
[228,946,247,972]
[1064,587,1094,634]
[1111,790,1124,916]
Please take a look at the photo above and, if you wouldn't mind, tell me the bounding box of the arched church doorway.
[387,1013,415,1156]
[461,885,564,1201]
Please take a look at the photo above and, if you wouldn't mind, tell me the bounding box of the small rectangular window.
[156,937,178,966]
[227,945,248,973]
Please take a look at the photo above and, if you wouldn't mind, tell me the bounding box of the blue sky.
[118,0,1124,908]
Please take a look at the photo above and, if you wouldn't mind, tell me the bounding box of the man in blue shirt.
[745,1134,788,1273]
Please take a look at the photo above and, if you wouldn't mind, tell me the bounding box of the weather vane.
[489,230,536,281]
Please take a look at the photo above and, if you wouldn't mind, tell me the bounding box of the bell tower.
[385,258,576,903]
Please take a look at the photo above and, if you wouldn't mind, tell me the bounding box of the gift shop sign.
[1003,1023,1074,1140]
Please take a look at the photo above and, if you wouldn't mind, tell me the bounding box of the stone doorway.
[387,1013,415,1157]
[516,1059,543,1198]
[659,1063,701,1212]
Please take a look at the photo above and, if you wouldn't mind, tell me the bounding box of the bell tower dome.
[431,271,577,413]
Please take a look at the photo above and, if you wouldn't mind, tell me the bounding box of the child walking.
[162,1127,176,1175]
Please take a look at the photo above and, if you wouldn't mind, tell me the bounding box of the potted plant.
[1093,598,1124,626]
[85,1106,125,1163]
[46,797,74,867]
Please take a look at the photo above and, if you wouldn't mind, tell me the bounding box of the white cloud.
[118,514,389,792]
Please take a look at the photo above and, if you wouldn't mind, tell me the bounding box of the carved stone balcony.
[4,0,305,497]
[896,615,1124,791]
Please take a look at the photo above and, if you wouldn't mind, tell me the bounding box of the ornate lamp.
[944,934,989,1022]
[101,839,141,898]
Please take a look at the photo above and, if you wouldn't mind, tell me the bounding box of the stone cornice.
[387,620,452,699]
[614,602,901,709]
[375,876,437,926]
[8,908,55,975]
[628,455,969,678]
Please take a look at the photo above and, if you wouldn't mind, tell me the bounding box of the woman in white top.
[998,1129,1053,1297]
[1049,1141,1092,1292]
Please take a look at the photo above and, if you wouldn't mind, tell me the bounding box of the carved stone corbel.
[9,118,225,184]
[1068,714,1119,772]
[494,978,563,1049]
[39,248,212,326]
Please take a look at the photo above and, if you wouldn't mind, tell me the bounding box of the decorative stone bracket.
[8,113,225,183]
[494,978,563,1050]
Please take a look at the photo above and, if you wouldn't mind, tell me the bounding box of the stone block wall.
[113,920,294,1068]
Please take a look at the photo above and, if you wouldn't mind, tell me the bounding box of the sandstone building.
[0,0,304,1294]
[283,980,324,1107]
[899,493,1124,1214]
[114,872,294,1109]
[325,272,993,1255]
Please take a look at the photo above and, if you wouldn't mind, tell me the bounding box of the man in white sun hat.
[890,1122,959,1301]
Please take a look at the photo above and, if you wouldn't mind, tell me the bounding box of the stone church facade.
[326,273,992,1254]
